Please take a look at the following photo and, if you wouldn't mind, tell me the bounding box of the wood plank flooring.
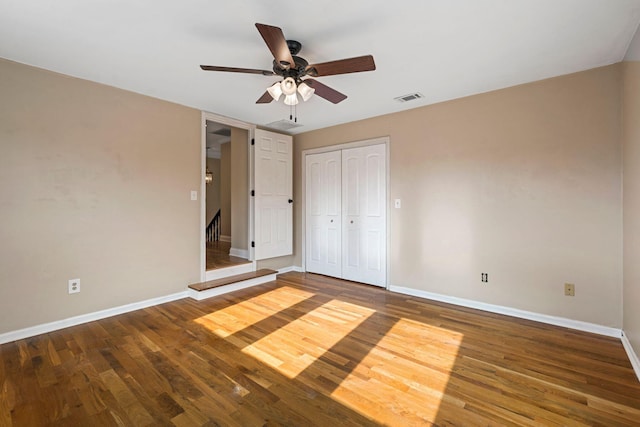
[206,241,250,271]
[1,272,639,426]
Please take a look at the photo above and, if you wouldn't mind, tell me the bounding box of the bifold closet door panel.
[342,144,386,287]
[305,150,342,278]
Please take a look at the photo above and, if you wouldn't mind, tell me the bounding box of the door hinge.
[251,138,255,146]
[251,241,255,248]
[251,190,255,197]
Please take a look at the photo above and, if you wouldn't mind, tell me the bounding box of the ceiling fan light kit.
[200,23,376,108]
[284,93,299,106]
[267,81,283,101]
[267,77,314,105]
[298,82,315,102]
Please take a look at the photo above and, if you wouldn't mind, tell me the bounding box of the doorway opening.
[203,117,253,278]
[204,120,251,271]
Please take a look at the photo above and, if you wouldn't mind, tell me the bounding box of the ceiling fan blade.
[255,23,295,69]
[304,79,347,104]
[200,65,275,76]
[256,91,273,104]
[306,55,376,77]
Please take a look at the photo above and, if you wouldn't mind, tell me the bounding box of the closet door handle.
[288,199,294,204]
[350,220,354,224]
[330,219,334,223]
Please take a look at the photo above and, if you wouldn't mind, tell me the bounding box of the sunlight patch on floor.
[194,286,315,336]
[329,318,464,424]
[242,299,375,378]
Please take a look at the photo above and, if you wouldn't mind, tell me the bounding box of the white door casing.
[254,129,293,260]
[304,141,386,287]
[305,150,342,278]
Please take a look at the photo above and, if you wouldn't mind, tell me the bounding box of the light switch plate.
[394,199,401,209]
[191,190,198,201]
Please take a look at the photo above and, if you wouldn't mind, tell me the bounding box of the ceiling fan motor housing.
[272,54,309,82]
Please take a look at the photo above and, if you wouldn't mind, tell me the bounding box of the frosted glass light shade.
[281,77,297,96]
[297,82,315,101]
[267,81,283,101]
[284,93,299,105]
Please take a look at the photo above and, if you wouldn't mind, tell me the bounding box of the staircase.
[187,268,278,301]
[206,209,221,243]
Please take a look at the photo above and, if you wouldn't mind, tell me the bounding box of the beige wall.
[220,142,231,238]
[623,61,640,354]
[295,65,623,328]
[205,157,221,223]
[230,127,248,251]
[0,58,201,334]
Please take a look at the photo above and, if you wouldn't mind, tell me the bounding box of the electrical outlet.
[481,273,488,283]
[68,278,80,294]
[564,283,575,296]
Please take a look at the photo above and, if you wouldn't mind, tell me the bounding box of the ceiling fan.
[200,23,376,105]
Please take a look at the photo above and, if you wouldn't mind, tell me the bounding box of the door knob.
[350,220,354,224]
[330,219,334,223]
[288,199,294,204]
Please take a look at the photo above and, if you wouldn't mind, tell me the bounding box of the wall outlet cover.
[68,278,81,294]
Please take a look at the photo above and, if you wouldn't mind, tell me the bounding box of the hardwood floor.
[206,240,250,271]
[1,272,639,426]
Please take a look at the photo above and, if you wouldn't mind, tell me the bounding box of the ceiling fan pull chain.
[295,104,297,123]
[290,104,293,121]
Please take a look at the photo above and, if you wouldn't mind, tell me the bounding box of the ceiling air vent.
[264,119,303,132]
[394,92,424,103]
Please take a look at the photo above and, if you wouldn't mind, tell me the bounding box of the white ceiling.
[2,1,640,134]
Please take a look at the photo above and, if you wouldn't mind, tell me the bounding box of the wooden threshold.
[189,268,277,292]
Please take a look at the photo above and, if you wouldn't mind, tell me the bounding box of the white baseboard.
[389,285,622,338]
[277,266,304,274]
[220,235,231,242]
[0,291,188,345]
[621,331,640,382]
[229,247,249,259]
[188,272,277,301]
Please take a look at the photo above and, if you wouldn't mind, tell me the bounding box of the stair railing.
[206,209,221,243]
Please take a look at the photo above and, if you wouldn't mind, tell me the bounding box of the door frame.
[200,111,256,282]
[301,136,391,288]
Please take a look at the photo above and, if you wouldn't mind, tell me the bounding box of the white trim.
[229,247,249,259]
[187,273,277,301]
[302,136,390,156]
[205,263,254,281]
[0,291,188,345]
[389,285,622,338]
[277,265,304,274]
[301,136,390,286]
[200,114,208,281]
[622,331,640,382]
[249,127,256,262]
[219,235,231,243]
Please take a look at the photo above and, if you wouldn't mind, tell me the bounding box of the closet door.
[305,151,342,278]
[342,144,386,286]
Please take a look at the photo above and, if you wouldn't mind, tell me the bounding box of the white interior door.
[254,129,293,260]
[305,150,342,277]
[342,144,386,286]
